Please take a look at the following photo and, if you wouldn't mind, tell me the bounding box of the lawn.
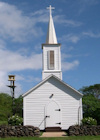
[0,121,8,125]
[0,136,100,140]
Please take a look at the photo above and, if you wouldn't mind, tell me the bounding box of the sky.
[0,0,100,97]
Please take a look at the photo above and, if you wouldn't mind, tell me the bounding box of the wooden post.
[7,75,16,115]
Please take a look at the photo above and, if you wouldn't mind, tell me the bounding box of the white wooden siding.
[42,45,62,80]
[43,46,60,70]
[23,77,82,130]
[42,71,62,80]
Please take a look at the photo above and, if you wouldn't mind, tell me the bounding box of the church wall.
[23,77,82,130]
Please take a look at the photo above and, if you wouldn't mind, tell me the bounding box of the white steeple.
[46,5,57,44]
[42,5,62,80]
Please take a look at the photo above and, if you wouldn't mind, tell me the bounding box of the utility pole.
[7,75,16,115]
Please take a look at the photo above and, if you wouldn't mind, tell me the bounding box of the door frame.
[44,99,62,128]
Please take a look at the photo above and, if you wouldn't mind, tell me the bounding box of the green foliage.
[79,84,100,98]
[82,94,100,124]
[8,114,23,126]
[93,108,100,125]
[82,117,97,125]
[0,93,23,124]
[13,96,23,117]
[82,94,100,117]
[80,84,100,125]
[0,93,12,121]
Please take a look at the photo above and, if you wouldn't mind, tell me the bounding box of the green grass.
[0,120,8,125]
[0,136,100,140]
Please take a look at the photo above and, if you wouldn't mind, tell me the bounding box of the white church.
[22,5,83,131]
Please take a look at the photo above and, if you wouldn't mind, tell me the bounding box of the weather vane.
[47,5,55,15]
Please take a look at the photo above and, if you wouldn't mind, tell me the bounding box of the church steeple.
[42,5,62,80]
[46,5,57,44]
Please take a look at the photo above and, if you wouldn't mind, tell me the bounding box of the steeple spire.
[46,5,58,44]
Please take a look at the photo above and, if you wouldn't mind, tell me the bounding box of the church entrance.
[45,100,61,131]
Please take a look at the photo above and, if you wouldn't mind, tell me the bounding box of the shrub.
[82,117,97,125]
[8,114,23,126]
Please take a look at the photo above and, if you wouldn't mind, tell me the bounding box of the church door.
[45,101,61,128]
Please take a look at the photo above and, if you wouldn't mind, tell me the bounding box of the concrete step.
[45,127,61,132]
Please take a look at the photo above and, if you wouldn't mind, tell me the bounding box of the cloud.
[25,76,41,83]
[59,34,80,43]
[0,1,81,95]
[54,15,82,27]
[59,31,100,44]
[61,53,80,71]
[0,70,41,97]
[83,31,100,38]
[0,1,83,44]
[31,9,48,23]
[0,71,9,93]
[0,2,45,42]
[31,9,81,28]
[62,53,72,60]
[0,49,42,72]
[0,39,42,95]
[0,39,6,49]
[62,60,79,71]
[16,75,25,81]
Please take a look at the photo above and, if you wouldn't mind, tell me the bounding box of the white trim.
[43,70,62,72]
[42,47,44,71]
[22,74,83,97]
[78,98,83,125]
[23,98,26,125]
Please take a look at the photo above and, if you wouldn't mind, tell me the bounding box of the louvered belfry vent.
[48,50,54,69]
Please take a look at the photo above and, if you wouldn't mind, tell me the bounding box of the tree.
[79,84,100,125]
[13,95,23,117]
[0,93,23,123]
[0,93,12,121]
[82,94,100,116]
[79,84,100,99]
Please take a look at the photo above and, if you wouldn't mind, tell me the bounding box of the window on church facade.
[48,50,54,69]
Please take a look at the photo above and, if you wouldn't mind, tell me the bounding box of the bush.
[8,114,23,126]
[82,117,97,125]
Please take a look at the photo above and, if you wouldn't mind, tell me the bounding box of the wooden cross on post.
[47,5,55,15]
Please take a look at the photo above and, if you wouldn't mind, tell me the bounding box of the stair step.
[45,127,61,132]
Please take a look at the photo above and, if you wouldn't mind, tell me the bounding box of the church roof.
[46,5,57,44]
[22,74,83,97]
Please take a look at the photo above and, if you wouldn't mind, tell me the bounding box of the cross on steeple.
[47,5,55,16]
[46,5,57,44]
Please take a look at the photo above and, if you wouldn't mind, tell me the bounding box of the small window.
[48,50,54,69]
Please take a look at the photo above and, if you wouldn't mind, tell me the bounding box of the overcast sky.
[0,0,100,97]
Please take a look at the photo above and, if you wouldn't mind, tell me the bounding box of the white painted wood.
[23,6,83,131]
[42,44,62,80]
[42,71,62,80]
[23,76,83,130]
[45,100,61,127]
